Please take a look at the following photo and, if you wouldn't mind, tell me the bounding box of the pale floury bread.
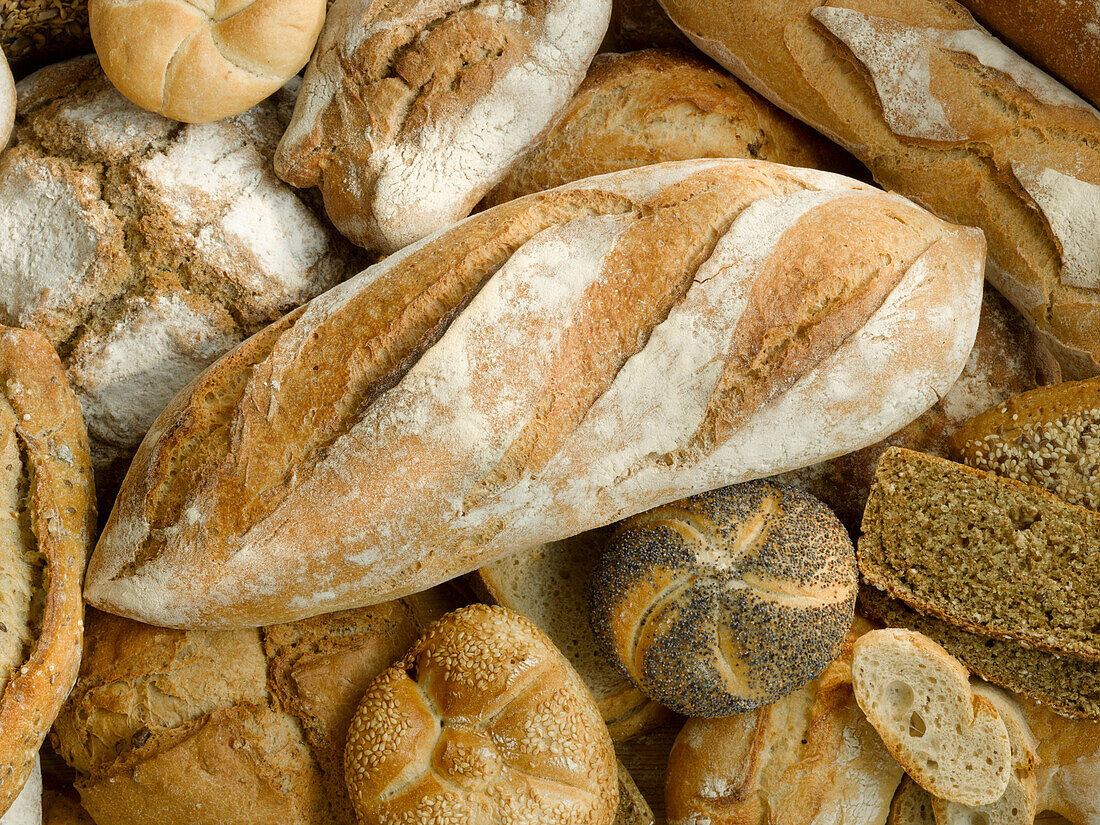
[89,0,326,122]
[665,618,905,825]
[655,0,1100,379]
[344,604,618,825]
[589,481,857,717]
[84,159,985,629]
[0,49,12,149]
[274,0,611,253]
[851,630,1012,806]
[888,778,936,825]
[0,760,40,825]
[0,57,361,505]
[0,327,96,820]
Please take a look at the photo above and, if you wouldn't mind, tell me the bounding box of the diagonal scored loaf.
[84,159,986,628]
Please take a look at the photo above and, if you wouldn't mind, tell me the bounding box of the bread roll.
[656,0,1100,379]
[89,0,326,123]
[0,327,95,819]
[85,158,985,629]
[665,618,904,825]
[0,51,12,149]
[589,481,857,717]
[275,0,610,253]
[852,629,1011,806]
[484,49,856,206]
[0,57,361,506]
[344,604,618,825]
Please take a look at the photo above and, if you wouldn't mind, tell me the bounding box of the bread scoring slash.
[86,159,985,629]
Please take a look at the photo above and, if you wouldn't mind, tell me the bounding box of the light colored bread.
[950,377,1100,510]
[85,158,985,629]
[344,604,618,825]
[275,0,610,253]
[0,57,361,507]
[889,778,936,825]
[655,0,1100,379]
[0,328,95,819]
[665,618,904,825]
[0,50,12,149]
[590,480,857,717]
[615,761,654,825]
[958,0,1100,107]
[474,529,671,742]
[777,286,1060,531]
[483,49,856,206]
[51,599,430,825]
[859,448,1100,660]
[0,0,90,75]
[851,629,1011,806]
[1019,698,1100,825]
[1,759,40,825]
[89,0,325,123]
[931,683,1038,825]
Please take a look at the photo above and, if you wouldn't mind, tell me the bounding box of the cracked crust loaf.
[483,49,857,206]
[89,0,325,123]
[0,57,362,505]
[655,0,1100,379]
[0,327,95,820]
[589,481,857,717]
[343,604,618,825]
[274,0,611,253]
[85,158,985,629]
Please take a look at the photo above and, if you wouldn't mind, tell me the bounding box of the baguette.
[655,0,1100,378]
[86,159,985,628]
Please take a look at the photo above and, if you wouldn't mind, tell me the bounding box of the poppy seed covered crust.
[589,480,857,718]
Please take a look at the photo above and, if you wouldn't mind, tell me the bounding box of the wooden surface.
[616,719,683,825]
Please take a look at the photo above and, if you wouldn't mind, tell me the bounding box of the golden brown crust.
[0,326,95,816]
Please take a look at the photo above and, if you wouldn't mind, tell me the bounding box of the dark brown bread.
[859,447,1100,661]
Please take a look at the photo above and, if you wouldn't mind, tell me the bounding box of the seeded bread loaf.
[85,159,985,629]
[275,0,611,253]
[343,604,618,825]
[474,530,672,742]
[483,49,856,207]
[665,618,904,825]
[858,587,1100,720]
[950,378,1100,510]
[0,57,362,506]
[0,327,95,820]
[859,448,1100,660]
[590,481,857,717]
[655,0,1100,379]
[0,0,90,76]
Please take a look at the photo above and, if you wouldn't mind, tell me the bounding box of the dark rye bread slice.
[858,447,1100,661]
[859,588,1100,719]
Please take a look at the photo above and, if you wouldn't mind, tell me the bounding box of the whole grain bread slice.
[859,588,1100,719]
[858,448,1100,660]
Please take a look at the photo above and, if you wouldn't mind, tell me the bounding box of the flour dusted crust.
[1,759,40,825]
[274,0,611,253]
[656,0,1100,378]
[0,57,361,498]
[85,159,984,629]
[0,327,95,820]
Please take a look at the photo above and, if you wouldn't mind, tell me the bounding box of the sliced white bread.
[852,629,1011,806]
[889,777,936,825]
[932,683,1038,825]
[474,529,671,741]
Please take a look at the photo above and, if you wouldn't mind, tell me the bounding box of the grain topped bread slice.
[851,629,1011,806]
[950,377,1100,510]
[859,447,1100,660]
[0,326,95,817]
[474,529,671,742]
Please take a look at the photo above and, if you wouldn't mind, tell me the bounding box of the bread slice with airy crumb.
[852,629,1011,806]
[858,447,1100,660]
[888,777,936,825]
[932,683,1038,825]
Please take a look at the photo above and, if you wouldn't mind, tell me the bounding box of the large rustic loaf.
[0,57,362,505]
[0,327,95,820]
[275,0,610,253]
[86,159,985,629]
[655,0,1100,379]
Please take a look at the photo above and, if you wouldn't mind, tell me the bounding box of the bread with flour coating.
[86,159,985,629]
[656,0,1100,378]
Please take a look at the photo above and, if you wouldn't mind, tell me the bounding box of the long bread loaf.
[85,159,985,628]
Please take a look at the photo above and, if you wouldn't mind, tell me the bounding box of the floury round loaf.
[86,159,986,629]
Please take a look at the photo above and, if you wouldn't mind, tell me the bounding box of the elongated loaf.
[86,159,985,629]
[656,0,1100,378]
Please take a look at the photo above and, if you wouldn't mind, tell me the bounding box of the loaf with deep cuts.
[85,158,985,629]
